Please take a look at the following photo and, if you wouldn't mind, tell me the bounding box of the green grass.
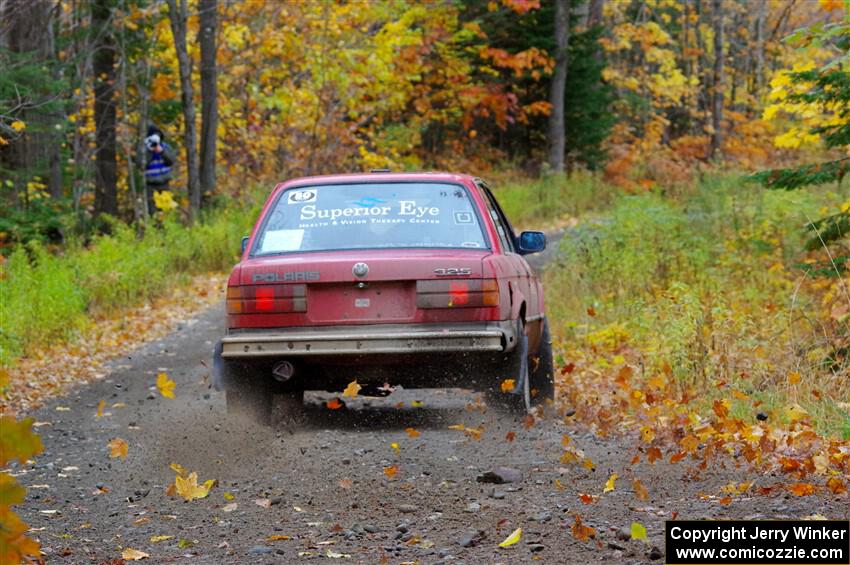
[0,204,259,366]
[544,173,850,438]
[491,171,619,228]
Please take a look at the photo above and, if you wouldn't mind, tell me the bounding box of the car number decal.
[434,267,472,276]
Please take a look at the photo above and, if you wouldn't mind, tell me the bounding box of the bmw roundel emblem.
[352,262,369,278]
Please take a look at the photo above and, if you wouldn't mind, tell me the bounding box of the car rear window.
[252,182,488,254]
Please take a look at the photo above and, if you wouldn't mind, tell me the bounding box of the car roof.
[274,172,478,191]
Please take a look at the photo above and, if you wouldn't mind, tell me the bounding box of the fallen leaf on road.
[640,426,654,443]
[603,473,618,493]
[464,427,483,440]
[500,379,515,393]
[383,465,398,479]
[223,492,234,501]
[578,493,597,504]
[411,400,424,407]
[633,479,648,501]
[827,477,847,494]
[787,483,817,496]
[150,535,173,543]
[631,522,647,541]
[342,380,361,398]
[646,447,662,464]
[107,438,128,460]
[267,535,290,541]
[222,503,237,512]
[121,548,149,560]
[326,549,351,558]
[177,539,196,548]
[718,496,732,505]
[554,479,566,491]
[391,442,400,453]
[498,527,522,548]
[255,498,272,508]
[96,399,105,418]
[505,431,515,442]
[338,478,353,490]
[327,398,344,410]
[405,427,420,438]
[172,471,214,501]
[112,402,127,408]
[571,515,596,541]
[156,372,175,399]
[448,424,465,431]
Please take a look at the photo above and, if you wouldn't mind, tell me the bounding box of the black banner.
[665,520,850,564]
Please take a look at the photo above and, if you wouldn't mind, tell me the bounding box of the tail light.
[226,285,307,314]
[416,279,499,308]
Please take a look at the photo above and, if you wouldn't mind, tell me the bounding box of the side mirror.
[517,231,546,254]
[241,236,250,254]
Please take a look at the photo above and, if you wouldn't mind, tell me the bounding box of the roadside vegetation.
[546,174,850,465]
[0,203,256,366]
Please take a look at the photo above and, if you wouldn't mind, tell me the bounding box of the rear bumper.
[219,321,516,358]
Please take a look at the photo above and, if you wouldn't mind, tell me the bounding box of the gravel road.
[15,240,846,564]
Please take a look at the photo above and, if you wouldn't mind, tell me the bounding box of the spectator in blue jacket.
[143,125,177,213]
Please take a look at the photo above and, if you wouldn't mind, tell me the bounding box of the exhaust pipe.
[272,361,295,382]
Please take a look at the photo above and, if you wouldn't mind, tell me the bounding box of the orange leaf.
[571,514,596,541]
[646,447,662,464]
[630,454,641,465]
[578,493,597,504]
[96,399,106,418]
[383,465,398,479]
[326,398,344,410]
[712,399,729,419]
[404,427,420,438]
[505,431,515,442]
[788,371,801,385]
[827,478,847,495]
[718,496,732,505]
[107,438,128,460]
[787,483,817,496]
[669,451,687,464]
[586,306,596,317]
[680,435,699,453]
[633,479,648,501]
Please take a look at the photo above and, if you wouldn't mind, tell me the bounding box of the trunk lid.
[239,249,490,324]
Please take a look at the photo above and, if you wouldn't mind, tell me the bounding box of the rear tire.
[486,321,531,415]
[529,319,555,409]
